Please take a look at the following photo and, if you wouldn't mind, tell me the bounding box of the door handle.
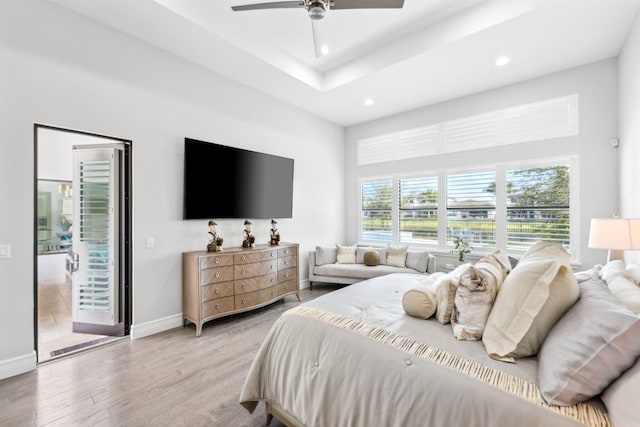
[68,250,80,273]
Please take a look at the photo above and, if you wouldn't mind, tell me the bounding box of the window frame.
[358,155,579,260]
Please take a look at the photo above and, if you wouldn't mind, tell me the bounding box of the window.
[361,179,393,242]
[447,171,496,248]
[357,95,579,165]
[399,176,438,244]
[359,158,576,257]
[506,166,570,250]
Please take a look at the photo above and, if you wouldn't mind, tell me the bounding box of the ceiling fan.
[231,0,405,57]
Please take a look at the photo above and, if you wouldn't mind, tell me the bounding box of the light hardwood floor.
[38,279,115,363]
[1,284,342,427]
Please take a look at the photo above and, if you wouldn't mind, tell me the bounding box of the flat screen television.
[183,138,294,220]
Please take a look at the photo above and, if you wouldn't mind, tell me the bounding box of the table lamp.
[588,218,640,262]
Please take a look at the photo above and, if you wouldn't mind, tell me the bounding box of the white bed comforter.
[239,273,609,427]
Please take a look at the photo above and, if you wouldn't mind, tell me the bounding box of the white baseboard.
[130,313,183,340]
[0,351,37,380]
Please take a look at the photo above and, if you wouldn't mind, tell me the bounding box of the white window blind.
[442,112,497,152]
[399,176,438,244]
[357,94,579,165]
[446,171,497,248]
[503,97,578,144]
[359,158,577,259]
[361,179,393,242]
[506,165,571,251]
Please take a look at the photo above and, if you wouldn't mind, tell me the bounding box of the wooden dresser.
[182,242,299,336]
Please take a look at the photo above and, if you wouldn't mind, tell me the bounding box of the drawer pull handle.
[215,272,220,278]
[242,268,245,274]
[215,303,220,310]
[285,285,289,290]
[285,273,289,278]
[215,258,220,264]
[271,252,274,257]
[215,287,220,294]
[241,284,246,289]
[242,298,247,305]
[270,277,274,282]
[284,260,288,265]
[270,265,274,269]
[242,255,246,262]
[271,290,275,296]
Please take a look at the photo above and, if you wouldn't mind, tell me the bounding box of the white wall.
[0,0,345,379]
[345,59,619,269]
[619,8,640,264]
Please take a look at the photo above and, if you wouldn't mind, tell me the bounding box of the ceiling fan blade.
[311,19,327,58]
[232,1,305,12]
[330,0,404,10]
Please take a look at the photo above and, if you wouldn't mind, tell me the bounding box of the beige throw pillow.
[435,263,471,324]
[402,274,445,319]
[451,250,512,341]
[335,244,356,264]
[482,241,579,363]
[387,244,408,267]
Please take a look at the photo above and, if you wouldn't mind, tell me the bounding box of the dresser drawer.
[235,273,277,295]
[235,286,279,309]
[201,296,234,318]
[278,245,297,258]
[278,255,297,270]
[200,265,234,286]
[278,280,297,296]
[200,253,233,269]
[234,260,277,279]
[234,249,277,265]
[201,281,234,302]
[278,267,297,282]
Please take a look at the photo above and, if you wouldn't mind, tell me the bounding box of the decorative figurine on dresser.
[207,220,224,252]
[242,219,256,248]
[269,219,281,246]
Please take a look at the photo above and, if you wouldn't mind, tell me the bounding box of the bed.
[239,273,616,427]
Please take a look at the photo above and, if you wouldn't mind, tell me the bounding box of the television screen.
[183,138,294,220]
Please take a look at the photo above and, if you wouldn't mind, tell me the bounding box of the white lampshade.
[588,218,640,261]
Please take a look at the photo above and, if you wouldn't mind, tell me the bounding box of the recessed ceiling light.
[320,45,329,56]
[364,98,374,107]
[495,56,510,67]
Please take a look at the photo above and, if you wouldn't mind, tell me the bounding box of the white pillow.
[602,356,640,427]
[606,274,640,314]
[482,241,579,363]
[600,259,629,281]
[315,246,337,265]
[538,278,640,406]
[387,244,408,267]
[335,244,356,264]
[626,262,640,285]
[405,250,431,273]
